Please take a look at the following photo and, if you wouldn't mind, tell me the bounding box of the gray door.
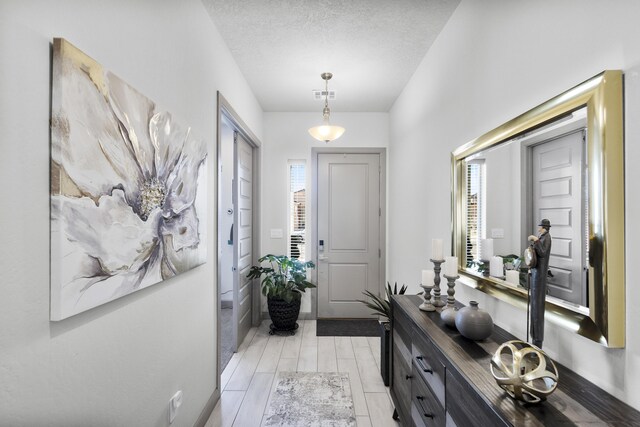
[531,129,586,306]
[317,153,381,318]
[233,132,253,349]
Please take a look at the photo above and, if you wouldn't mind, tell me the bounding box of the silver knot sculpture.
[490,340,559,404]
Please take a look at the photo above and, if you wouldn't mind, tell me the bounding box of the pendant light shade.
[308,123,346,142]
[308,72,345,143]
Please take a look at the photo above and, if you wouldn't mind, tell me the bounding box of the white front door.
[233,132,253,348]
[531,129,586,306]
[317,153,381,318]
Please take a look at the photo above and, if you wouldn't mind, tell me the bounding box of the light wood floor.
[205,319,399,427]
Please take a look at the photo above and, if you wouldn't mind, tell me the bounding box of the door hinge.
[379,248,381,258]
[379,207,381,217]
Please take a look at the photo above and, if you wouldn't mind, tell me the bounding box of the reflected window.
[466,160,486,263]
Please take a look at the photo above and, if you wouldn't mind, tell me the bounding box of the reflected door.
[317,153,381,318]
[233,132,253,349]
[531,129,586,306]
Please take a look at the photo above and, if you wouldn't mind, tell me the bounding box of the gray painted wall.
[0,1,262,425]
[389,0,640,410]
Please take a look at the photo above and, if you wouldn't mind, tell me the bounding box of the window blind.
[288,162,306,260]
[466,161,485,262]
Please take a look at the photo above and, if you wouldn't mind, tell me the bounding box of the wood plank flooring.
[206,320,398,427]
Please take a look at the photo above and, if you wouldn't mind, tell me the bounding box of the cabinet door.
[392,340,414,426]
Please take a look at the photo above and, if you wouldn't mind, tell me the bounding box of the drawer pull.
[406,374,413,380]
[415,396,434,418]
[416,356,433,374]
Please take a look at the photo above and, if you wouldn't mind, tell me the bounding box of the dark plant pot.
[380,321,391,386]
[267,295,301,332]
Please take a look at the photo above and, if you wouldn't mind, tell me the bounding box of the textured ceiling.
[202,0,460,112]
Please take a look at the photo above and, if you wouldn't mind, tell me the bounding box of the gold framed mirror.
[451,70,624,347]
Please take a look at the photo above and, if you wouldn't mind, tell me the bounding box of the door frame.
[310,147,387,319]
[215,92,262,391]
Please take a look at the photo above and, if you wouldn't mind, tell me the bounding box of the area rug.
[316,319,380,337]
[263,372,356,426]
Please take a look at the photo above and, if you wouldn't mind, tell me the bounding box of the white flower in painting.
[51,56,206,316]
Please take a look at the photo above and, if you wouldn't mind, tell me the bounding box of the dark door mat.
[316,319,380,337]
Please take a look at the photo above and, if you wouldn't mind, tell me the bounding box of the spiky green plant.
[357,281,408,322]
[247,254,315,303]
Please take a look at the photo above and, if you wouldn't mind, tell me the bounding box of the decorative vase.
[440,306,458,328]
[267,295,301,334]
[455,301,493,340]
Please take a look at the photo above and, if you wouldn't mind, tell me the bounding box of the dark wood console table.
[390,295,640,426]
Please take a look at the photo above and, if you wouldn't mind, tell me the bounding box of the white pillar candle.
[422,270,435,287]
[480,238,494,260]
[490,256,504,277]
[431,239,444,261]
[444,256,458,277]
[506,270,520,286]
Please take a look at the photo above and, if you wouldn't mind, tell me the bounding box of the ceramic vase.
[455,301,493,340]
[440,307,458,328]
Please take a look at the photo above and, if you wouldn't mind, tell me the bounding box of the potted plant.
[358,282,407,386]
[247,254,315,334]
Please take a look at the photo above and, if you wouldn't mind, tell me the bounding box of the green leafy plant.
[357,281,408,322]
[247,254,316,303]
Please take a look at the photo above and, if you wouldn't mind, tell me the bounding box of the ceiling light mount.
[308,72,345,143]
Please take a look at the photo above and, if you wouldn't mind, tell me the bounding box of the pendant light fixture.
[308,72,345,143]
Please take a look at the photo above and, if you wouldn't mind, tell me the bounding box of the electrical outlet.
[169,390,183,424]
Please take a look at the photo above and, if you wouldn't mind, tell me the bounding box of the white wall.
[0,1,262,425]
[262,112,389,313]
[389,0,640,409]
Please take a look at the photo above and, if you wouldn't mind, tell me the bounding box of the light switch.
[270,229,283,239]
[491,228,504,239]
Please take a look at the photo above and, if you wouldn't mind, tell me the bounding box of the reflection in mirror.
[463,108,589,313]
[452,70,624,347]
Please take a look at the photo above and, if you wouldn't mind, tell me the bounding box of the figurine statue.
[528,219,552,348]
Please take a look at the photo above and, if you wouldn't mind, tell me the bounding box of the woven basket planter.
[268,295,302,331]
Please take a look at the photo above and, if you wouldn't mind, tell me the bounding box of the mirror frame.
[451,70,624,347]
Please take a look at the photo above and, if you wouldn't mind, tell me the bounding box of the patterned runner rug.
[263,372,356,426]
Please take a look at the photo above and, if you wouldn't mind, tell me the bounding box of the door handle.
[319,256,329,262]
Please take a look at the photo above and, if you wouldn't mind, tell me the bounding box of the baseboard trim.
[221,300,233,309]
[194,388,220,427]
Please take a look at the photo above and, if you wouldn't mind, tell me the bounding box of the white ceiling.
[202,0,460,112]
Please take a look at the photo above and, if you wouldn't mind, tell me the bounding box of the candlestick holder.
[440,274,460,327]
[443,274,459,307]
[419,283,435,312]
[430,258,446,307]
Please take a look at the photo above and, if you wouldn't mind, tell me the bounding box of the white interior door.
[531,129,586,306]
[233,132,253,348]
[317,153,381,318]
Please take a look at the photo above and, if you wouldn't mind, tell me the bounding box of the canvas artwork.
[50,38,207,320]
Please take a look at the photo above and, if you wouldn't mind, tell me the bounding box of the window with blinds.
[466,160,485,263]
[288,161,306,261]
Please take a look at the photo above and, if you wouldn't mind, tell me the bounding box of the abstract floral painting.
[50,39,207,320]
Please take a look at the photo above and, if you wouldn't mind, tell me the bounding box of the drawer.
[392,342,413,426]
[412,331,446,407]
[411,370,445,427]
